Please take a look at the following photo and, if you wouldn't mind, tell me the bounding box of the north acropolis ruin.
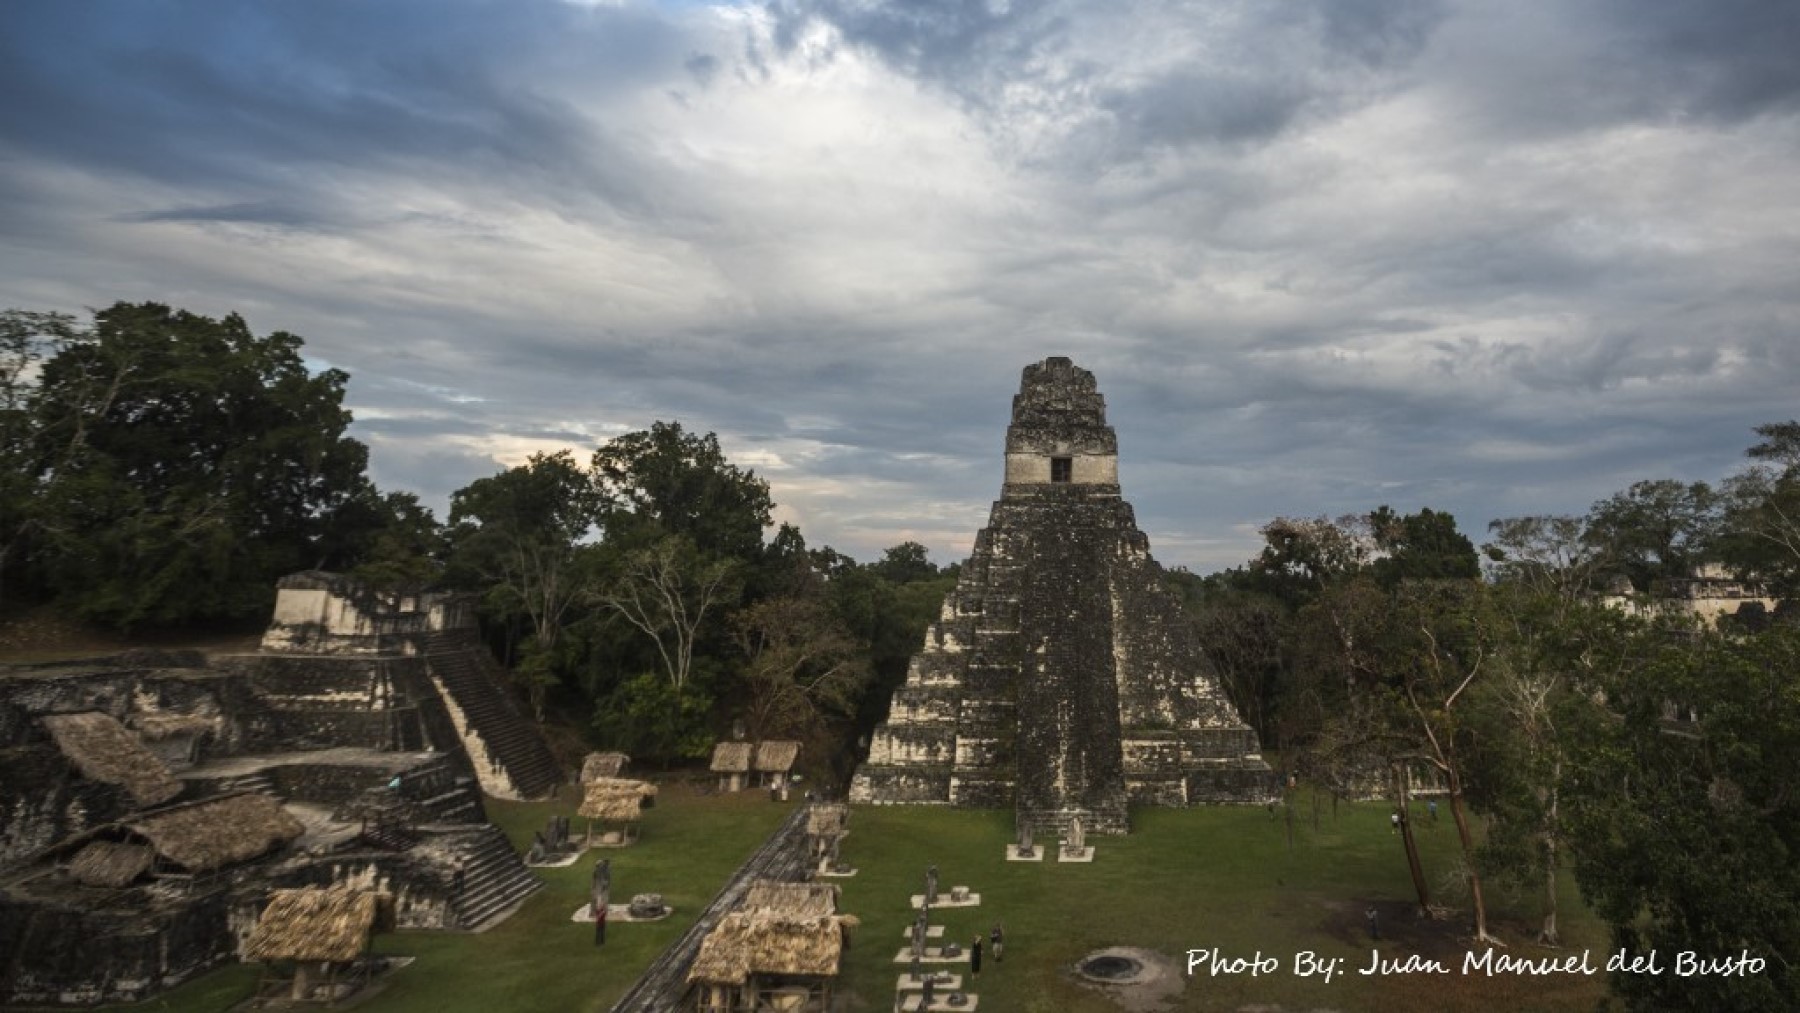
[850,357,1277,835]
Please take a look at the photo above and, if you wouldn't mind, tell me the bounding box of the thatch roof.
[40,712,183,807]
[687,914,846,985]
[578,784,644,822]
[580,752,630,781]
[805,805,848,838]
[127,793,305,872]
[710,741,753,773]
[67,841,154,888]
[741,880,839,918]
[584,777,657,803]
[753,740,800,773]
[244,888,380,963]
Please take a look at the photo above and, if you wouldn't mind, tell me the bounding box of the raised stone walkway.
[608,804,814,1012]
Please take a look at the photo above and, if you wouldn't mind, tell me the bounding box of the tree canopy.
[3,303,389,626]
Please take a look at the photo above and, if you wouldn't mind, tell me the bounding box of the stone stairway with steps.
[358,823,419,852]
[446,823,542,931]
[216,772,275,797]
[415,777,484,823]
[423,631,562,800]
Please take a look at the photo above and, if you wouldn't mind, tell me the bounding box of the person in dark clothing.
[970,935,983,976]
[991,923,1004,963]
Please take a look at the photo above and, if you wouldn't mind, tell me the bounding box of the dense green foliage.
[1,304,417,626]
[1178,429,1800,1009]
[1563,624,1800,1011]
[435,420,954,773]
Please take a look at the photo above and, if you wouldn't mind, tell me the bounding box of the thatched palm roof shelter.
[66,841,154,888]
[741,880,839,918]
[40,712,182,807]
[245,888,385,964]
[580,752,630,781]
[579,783,645,847]
[127,793,304,873]
[578,785,646,823]
[752,741,800,775]
[710,742,753,773]
[686,913,848,986]
[584,777,657,806]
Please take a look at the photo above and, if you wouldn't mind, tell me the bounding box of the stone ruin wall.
[0,887,237,1006]
[0,572,553,1004]
[259,571,476,656]
[0,659,249,872]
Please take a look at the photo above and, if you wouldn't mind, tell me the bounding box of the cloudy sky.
[3,1,1797,571]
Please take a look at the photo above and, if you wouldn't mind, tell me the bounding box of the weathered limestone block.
[849,767,951,804]
[953,735,1006,767]
[867,726,956,766]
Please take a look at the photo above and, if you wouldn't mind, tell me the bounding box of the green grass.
[833,796,1613,1012]
[109,791,1611,1013]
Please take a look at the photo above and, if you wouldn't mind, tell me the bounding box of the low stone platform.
[1004,845,1043,862]
[897,973,964,991]
[569,902,674,924]
[910,890,979,909]
[892,947,970,965]
[527,848,584,868]
[1058,846,1094,863]
[897,994,979,1011]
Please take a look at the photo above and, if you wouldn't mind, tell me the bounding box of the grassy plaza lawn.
[125,788,1610,1013]
[833,796,1612,1013]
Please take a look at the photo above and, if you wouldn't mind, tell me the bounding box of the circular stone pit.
[1079,954,1148,983]
[1071,947,1185,1012]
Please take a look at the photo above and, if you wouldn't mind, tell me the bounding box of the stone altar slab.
[911,890,980,909]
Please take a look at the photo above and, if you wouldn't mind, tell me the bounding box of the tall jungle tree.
[10,303,374,626]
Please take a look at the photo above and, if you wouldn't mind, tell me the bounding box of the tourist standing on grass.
[1390,811,1400,834]
[991,923,1004,963]
[971,935,983,976]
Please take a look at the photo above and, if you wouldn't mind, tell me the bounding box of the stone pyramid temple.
[849,357,1276,835]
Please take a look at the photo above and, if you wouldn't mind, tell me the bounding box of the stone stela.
[851,357,1277,843]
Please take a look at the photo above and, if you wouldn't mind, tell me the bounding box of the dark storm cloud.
[1596,0,1800,121]
[119,201,335,228]
[0,0,682,213]
[1427,0,1800,140]
[767,0,1057,88]
[1098,71,1311,148]
[773,0,1445,158]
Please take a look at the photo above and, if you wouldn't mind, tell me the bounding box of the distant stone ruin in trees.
[850,357,1277,835]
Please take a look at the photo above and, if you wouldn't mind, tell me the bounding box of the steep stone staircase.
[445,824,542,931]
[216,771,276,797]
[423,632,562,800]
